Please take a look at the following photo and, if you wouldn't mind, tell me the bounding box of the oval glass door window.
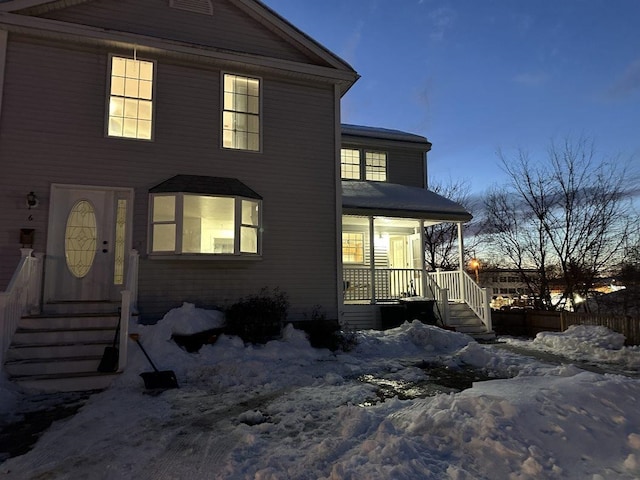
[65,200,97,278]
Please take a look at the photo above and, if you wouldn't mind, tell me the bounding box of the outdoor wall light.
[26,191,39,209]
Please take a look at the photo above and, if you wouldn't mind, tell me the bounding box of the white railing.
[428,270,492,332]
[343,268,425,302]
[0,249,43,365]
[117,249,139,371]
[424,274,449,325]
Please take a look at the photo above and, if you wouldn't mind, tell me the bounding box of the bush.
[291,306,359,352]
[225,288,289,344]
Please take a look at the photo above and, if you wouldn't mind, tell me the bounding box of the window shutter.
[169,0,213,15]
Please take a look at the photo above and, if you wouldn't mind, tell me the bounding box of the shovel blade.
[97,347,119,373]
[140,371,179,390]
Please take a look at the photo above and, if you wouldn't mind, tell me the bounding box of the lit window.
[342,232,364,264]
[150,193,261,256]
[108,56,154,140]
[365,151,387,181]
[222,74,260,151]
[341,149,361,179]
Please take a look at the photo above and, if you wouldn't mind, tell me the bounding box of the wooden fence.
[492,310,640,346]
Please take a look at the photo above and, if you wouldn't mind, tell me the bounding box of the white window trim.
[148,193,262,258]
[220,71,263,153]
[105,54,157,142]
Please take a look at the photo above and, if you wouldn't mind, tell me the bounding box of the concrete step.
[5,356,103,376]
[41,301,120,315]
[12,371,120,393]
[6,342,110,361]
[12,328,115,346]
[19,314,119,331]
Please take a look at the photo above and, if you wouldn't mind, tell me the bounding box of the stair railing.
[117,249,139,371]
[0,249,43,365]
[461,271,492,332]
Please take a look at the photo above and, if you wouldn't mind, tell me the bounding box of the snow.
[2,303,640,479]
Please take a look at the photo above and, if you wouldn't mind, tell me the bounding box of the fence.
[492,309,640,346]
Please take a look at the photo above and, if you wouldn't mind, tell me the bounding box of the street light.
[469,257,480,284]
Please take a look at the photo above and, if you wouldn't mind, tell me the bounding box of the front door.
[45,185,133,303]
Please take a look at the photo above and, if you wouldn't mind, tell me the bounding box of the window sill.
[148,254,262,261]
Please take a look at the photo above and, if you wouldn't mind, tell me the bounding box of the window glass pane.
[124,98,138,118]
[113,199,127,285]
[111,76,125,96]
[139,80,152,100]
[123,118,138,138]
[247,116,259,133]
[138,101,152,121]
[183,196,234,254]
[341,148,361,180]
[124,78,139,97]
[222,129,234,148]
[109,97,124,117]
[138,120,152,140]
[240,226,258,253]
[247,78,259,96]
[248,97,259,114]
[242,200,259,226]
[153,195,175,222]
[112,57,126,76]
[139,62,153,81]
[153,224,176,252]
[342,232,364,263]
[247,133,259,152]
[108,117,123,136]
[125,59,139,78]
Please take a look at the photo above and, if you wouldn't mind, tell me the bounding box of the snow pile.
[2,306,640,479]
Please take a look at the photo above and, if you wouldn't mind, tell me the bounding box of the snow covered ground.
[2,303,640,479]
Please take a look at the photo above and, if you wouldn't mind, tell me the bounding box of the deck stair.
[4,302,122,393]
[446,302,496,341]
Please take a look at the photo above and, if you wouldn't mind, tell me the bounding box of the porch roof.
[342,181,472,222]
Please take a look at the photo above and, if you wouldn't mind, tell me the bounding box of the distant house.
[0,0,490,392]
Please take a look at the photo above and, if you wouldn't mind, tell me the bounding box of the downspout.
[457,222,465,303]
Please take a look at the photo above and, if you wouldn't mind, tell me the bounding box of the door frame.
[44,183,134,304]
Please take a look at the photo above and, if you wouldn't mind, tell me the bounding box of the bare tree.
[483,136,635,311]
[424,178,478,270]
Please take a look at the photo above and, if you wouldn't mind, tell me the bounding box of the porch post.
[419,220,427,297]
[457,222,465,303]
[369,217,376,303]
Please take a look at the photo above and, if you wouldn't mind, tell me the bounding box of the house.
[0,0,490,392]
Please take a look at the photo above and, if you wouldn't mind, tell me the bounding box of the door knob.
[102,249,108,253]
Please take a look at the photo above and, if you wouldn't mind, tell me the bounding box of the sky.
[2,304,640,478]
[263,0,640,197]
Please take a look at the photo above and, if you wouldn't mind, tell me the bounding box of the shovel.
[97,312,121,373]
[129,333,179,390]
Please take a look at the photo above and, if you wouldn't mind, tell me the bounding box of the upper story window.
[341,148,387,181]
[149,176,262,257]
[107,56,154,140]
[222,73,260,151]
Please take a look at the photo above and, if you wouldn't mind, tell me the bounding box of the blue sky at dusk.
[264,0,640,196]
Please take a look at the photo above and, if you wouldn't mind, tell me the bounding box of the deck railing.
[343,267,491,331]
[0,249,43,365]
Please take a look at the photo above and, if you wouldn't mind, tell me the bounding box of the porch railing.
[117,249,139,371]
[343,267,491,332]
[0,249,43,365]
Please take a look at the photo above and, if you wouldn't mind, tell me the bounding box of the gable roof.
[342,181,472,223]
[0,0,359,94]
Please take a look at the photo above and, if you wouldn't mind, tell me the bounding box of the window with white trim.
[222,73,260,151]
[107,56,154,140]
[341,148,360,180]
[150,193,261,255]
[365,151,387,181]
[342,232,365,264]
[340,148,387,181]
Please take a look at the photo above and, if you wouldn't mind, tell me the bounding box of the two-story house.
[0,0,490,392]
